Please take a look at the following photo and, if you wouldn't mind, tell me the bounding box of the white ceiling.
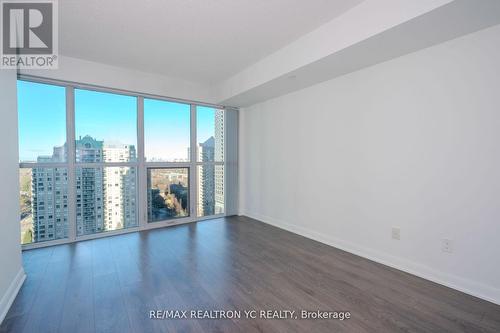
[59,0,363,84]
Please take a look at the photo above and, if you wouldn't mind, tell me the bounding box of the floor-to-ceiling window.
[18,81,69,244]
[74,89,139,236]
[196,106,225,217]
[17,79,227,247]
[144,99,192,223]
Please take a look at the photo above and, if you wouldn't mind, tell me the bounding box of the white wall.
[0,70,25,323]
[240,24,500,304]
[21,56,215,104]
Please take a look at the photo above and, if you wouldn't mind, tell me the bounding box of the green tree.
[21,230,33,245]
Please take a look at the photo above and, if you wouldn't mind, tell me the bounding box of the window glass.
[75,89,137,163]
[20,167,69,244]
[196,107,224,162]
[18,81,67,163]
[76,167,137,236]
[197,165,224,217]
[147,168,189,222]
[17,80,229,244]
[144,99,190,162]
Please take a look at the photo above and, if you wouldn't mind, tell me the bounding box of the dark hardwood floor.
[1,216,499,333]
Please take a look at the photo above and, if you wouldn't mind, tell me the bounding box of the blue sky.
[144,98,190,161]
[18,81,66,162]
[75,88,137,146]
[196,106,216,143]
[18,80,216,162]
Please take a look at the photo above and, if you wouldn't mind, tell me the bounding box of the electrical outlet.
[442,239,453,253]
[392,227,400,240]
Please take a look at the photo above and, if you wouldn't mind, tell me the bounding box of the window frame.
[19,75,227,250]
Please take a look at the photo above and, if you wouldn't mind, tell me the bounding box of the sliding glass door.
[17,79,226,247]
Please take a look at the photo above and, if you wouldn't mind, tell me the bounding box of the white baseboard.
[0,267,26,325]
[242,211,500,306]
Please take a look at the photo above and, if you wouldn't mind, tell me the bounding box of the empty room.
[1,0,500,332]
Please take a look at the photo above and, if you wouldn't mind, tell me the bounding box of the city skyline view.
[18,80,225,245]
[20,135,139,244]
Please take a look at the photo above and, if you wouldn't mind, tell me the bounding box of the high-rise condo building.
[214,109,224,214]
[31,136,137,242]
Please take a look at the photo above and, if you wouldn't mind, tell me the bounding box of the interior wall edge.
[241,212,500,306]
[0,268,26,325]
